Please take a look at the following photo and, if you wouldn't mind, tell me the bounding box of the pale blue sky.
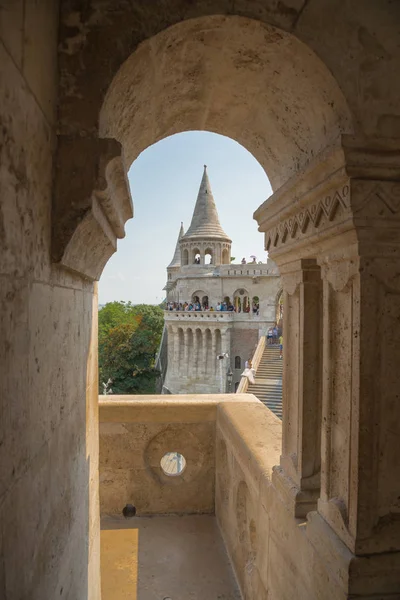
[99,131,272,305]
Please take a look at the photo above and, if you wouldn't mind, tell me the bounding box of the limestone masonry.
[162,166,281,394]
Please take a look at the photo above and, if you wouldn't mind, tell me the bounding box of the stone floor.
[101,514,242,600]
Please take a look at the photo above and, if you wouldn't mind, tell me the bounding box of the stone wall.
[99,394,393,599]
[99,396,228,515]
[0,4,100,598]
[230,328,259,386]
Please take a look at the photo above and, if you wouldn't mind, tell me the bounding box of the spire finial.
[204,164,207,170]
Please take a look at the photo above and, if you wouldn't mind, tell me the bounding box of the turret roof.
[167,221,185,268]
[181,166,231,241]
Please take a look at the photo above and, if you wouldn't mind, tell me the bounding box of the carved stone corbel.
[52,136,133,280]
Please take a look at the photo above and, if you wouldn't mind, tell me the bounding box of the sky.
[99,131,272,305]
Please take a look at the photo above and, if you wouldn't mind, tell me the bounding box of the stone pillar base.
[306,511,400,599]
[272,465,319,518]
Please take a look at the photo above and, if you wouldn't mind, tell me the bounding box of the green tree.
[99,302,164,395]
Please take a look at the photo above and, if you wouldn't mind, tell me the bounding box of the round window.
[160,452,186,476]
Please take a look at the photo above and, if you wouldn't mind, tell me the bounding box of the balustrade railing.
[164,310,262,321]
[236,335,266,393]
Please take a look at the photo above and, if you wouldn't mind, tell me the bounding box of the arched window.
[204,248,213,265]
[182,249,189,266]
[222,248,230,264]
[235,356,241,369]
[192,248,201,264]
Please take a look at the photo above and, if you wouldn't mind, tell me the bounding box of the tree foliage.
[98,302,164,395]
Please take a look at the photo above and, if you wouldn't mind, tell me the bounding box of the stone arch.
[177,328,184,368]
[204,247,213,265]
[99,16,353,188]
[192,247,201,265]
[55,13,361,277]
[191,290,208,306]
[233,288,250,313]
[195,328,203,376]
[215,329,222,356]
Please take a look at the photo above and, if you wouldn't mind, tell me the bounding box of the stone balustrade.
[177,263,278,278]
[98,393,371,599]
[164,310,262,321]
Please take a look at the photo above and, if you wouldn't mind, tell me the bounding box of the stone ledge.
[99,393,260,423]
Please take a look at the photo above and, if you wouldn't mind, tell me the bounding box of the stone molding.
[52,136,133,280]
[255,135,400,263]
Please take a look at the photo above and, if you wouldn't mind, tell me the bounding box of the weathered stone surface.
[99,395,257,516]
[2,2,400,598]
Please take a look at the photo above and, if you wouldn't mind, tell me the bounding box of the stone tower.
[179,165,232,267]
[163,167,281,394]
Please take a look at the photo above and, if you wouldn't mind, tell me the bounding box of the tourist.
[267,327,273,345]
[209,306,214,311]
[216,302,221,311]
[279,334,283,359]
[241,257,246,264]
[272,325,278,344]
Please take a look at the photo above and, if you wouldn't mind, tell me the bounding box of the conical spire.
[167,221,185,268]
[182,166,231,241]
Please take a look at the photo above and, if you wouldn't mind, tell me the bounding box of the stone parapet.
[164,310,264,323]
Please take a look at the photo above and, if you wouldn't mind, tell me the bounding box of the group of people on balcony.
[166,300,260,314]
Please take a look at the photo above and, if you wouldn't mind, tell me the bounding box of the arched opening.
[235,356,241,370]
[195,328,203,376]
[233,289,250,314]
[252,296,260,315]
[204,248,213,265]
[100,16,352,192]
[57,11,365,599]
[193,249,201,265]
[191,290,208,310]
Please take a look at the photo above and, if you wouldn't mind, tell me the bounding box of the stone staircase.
[247,345,283,419]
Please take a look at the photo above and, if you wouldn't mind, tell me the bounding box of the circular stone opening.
[160,452,187,476]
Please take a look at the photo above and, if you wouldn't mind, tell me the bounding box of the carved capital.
[255,136,400,266]
[52,136,133,280]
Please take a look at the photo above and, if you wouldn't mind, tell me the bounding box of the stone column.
[211,329,217,375]
[183,328,189,378]
[202,329,208,377]
[273,259,322,517]
[318,221,400,556]
[254,137,400,590]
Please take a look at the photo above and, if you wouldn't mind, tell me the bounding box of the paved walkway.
[101,514,241,600]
